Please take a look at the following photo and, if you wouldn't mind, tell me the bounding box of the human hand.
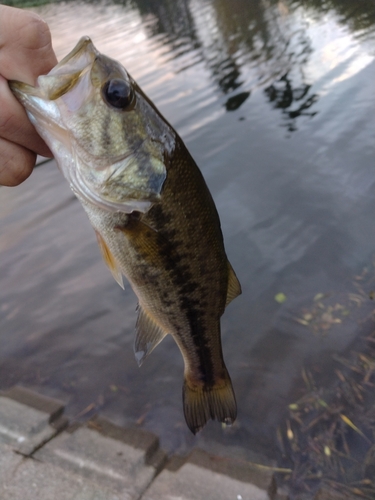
[0,5,57,186]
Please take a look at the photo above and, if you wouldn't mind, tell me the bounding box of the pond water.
[1,0,375,497]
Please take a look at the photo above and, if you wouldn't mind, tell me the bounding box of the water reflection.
[264,73,318,132]
[224,91,250,112]
[134,0,198,47]
[289,0,375,40]
[1,0,375,498]
[42,0,375,128]
[192,0,315,112]
[119,0,375,128]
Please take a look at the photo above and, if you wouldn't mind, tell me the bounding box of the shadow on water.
[1,0,375,497]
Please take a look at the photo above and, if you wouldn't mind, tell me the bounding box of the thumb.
[0,5,58,85]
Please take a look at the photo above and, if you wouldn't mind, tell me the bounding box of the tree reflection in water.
[107,0,374,129]
[265,73,318,132]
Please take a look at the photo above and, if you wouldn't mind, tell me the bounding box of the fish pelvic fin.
[94,230,124,289]
[225,260,241,307]
[183,369,237,435]
[134,306,168,367]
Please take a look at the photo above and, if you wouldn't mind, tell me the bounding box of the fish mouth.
[10,37,97,105]
[9,36,99,186]
[10,37,155,214]
[38,36,98,101]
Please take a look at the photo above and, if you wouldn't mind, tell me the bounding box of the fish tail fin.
[182,369,237,435]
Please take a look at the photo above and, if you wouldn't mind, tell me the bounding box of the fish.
[10,37,241,434]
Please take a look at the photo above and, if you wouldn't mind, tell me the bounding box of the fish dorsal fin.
[134,306,167,367]
[94,230,124,289]
[225,261,241,307]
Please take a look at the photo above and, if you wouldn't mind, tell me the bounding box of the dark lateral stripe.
[180,295,215,387]
[167,254,215,387]
[147,204,217,387]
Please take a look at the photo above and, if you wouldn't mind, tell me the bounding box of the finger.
[0,76,52,157]
[0,137,36,186]
[0,6,58,85]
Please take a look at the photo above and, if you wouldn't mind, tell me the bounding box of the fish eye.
[102,79,134,109]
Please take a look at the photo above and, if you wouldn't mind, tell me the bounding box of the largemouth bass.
[10,37,241,434]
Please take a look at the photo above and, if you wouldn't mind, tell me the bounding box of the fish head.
[10,36,175,213]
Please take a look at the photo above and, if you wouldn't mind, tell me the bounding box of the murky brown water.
[1,0,375,496]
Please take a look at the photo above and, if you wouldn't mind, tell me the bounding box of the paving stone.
[2,386,66,423]
[0,455,123,500]
[141,461,271,500]
[87,417,166,473]
[142,448,277,500]
[186,448,276,495]
[0,389,66,455]
[34,422,166,499]
[0,442,24,486]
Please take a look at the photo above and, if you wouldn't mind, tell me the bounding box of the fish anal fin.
[225,261,241,307]
[135,306,167,367]
[94,230,124,289]
[183,369,237,434]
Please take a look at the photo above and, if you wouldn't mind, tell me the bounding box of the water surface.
[1,0,375,496]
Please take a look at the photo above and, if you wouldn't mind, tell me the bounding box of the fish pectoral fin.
[183,368,237,435]
[225,261,241,307]
[115,216,177,266]
[94,230,124,289]
[134,306,167,367]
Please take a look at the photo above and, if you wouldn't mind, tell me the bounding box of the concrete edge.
[1,386,66,426]
[167,447,277,498]
[86,416,168,473]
